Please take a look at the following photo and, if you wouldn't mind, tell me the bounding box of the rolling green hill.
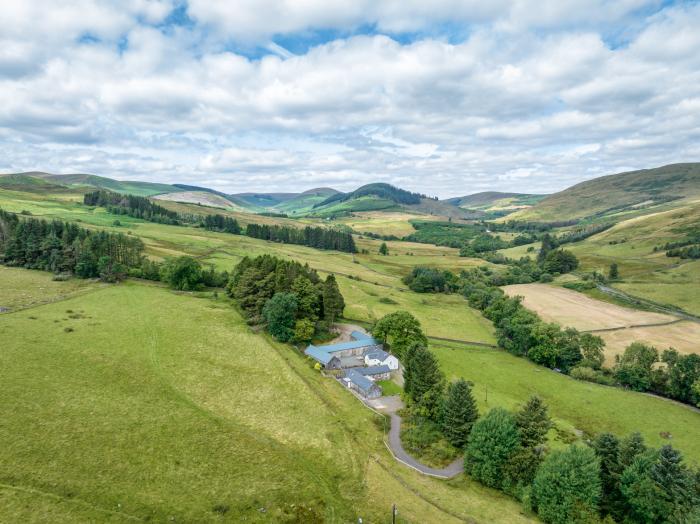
[510,163,700,222]
[0,173,68,192]
[43,173,179,196]
[308,183,471,218]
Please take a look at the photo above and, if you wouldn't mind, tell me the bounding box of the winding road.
[366,396,464,479]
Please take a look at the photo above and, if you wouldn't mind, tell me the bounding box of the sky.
[1,1,699,197]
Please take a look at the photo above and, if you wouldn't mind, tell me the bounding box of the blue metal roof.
[316,338,378,353]
[304,345,334,365]
[351,330,373,341]
[346,369,379,392]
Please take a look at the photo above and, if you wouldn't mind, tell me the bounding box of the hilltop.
[510,163,700,222]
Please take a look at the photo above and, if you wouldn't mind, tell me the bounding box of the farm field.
[503,283,700,362]
[434,342,700,466]
[333,211,429,237]
[0,270,533,524]
[338,275,496,344]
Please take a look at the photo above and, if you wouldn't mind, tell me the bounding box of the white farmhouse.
[364,349,399,370]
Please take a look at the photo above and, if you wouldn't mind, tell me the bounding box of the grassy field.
[333,211,427,237]
[0,270,534,523]
[340,275,496,344]
[434,342,700,465]
[0,267,101,311]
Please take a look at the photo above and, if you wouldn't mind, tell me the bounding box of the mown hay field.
[503,283,700,363]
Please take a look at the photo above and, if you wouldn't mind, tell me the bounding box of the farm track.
[597,285,700,323]
[582,318,685,333]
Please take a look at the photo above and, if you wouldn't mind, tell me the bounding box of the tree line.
[246,223,357,253]
[403,263,700,409]
[0,208,143,282]
[84,190,182,225]
[83,189,357,253]
[373,310,700,523]
[226,255,345,344]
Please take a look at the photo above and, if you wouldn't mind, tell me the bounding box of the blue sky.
[1,0,699,196]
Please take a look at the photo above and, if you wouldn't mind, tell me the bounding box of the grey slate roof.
[355,365,391,376]
[346,369,379,393]
[365,349,390,361]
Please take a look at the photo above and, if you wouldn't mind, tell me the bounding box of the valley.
[2,162,700,523]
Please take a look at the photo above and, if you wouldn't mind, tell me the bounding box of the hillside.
[446,192,546,215]
[309,183,470,218]
[511,163,700,222]
[0,172,69,192]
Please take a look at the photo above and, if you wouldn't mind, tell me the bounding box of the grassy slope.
[510,163,700,222]
[567,198,700,315]
[0,269,533,524]
[435,342,700,466]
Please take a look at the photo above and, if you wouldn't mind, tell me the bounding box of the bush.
[570,366,616,386]
[539,273,553,283]
[378,296,398,305]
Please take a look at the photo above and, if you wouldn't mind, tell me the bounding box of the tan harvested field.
[503,283,700,364]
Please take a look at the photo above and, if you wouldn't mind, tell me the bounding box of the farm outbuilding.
[345,369,382,399]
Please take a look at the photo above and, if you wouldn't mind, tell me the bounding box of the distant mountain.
[309,183,474,218]
[510,163,700,222]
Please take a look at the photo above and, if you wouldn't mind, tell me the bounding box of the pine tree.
[515,395,552,449]
[291,275,320,321]
[322,274,345,323]
[403,343,444,420]
[441,379,478,448]
[592,432,623,519]
[609,262,619,280]
[619,432,646,469]
[379,242,389,256]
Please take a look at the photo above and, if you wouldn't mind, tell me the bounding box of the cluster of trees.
[555,223,614,246]
[402,266,458,293]
[537,233,579,274]
[403,221,484,248]
[246,224,357,253]
[0,209,143,282]
[83,190,181,225]
[614,343,700,406]
[666,245,700,259]
[226,255,345,343]
[201,214,241,234]
[371,310,700,522]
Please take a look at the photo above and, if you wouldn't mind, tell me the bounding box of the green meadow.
[0,268,534,524]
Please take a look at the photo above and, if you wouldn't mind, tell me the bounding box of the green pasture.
[435,342,700,465]
[0,272,533,523]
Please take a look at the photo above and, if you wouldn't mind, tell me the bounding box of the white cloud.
[0,1,699,196]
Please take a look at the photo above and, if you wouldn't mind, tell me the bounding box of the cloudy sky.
[1,0,699,197]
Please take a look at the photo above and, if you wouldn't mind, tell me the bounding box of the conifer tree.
[322,274,345,323]
[403,343,444,419]
[592,432,623,519]
[441,379,478,448]
[619,432,646,469]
